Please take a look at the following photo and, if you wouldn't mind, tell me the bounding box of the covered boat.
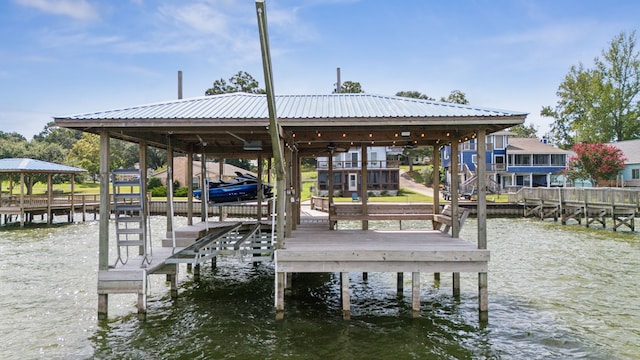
[193,172,273,203]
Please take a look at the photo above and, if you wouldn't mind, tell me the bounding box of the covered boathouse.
[54,92,526,321]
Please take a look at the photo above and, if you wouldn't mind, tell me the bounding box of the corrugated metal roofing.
[57,93,527,120]
[0,158,86,173]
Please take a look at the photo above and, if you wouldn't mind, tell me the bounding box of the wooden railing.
[0,194,101,208]
[317,160,400,169]
[508,187,640,208]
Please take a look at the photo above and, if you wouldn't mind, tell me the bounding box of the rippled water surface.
[1,216,639,359]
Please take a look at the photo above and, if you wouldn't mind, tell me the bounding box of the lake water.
[1,216,639,359]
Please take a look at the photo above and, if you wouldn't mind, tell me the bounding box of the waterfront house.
[609,139,640,187]
[316,146,401,198]
[442,132,570,192]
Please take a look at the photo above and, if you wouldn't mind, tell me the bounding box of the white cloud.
[15,0,99,21]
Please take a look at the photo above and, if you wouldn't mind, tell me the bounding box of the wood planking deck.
[277,225,488,273]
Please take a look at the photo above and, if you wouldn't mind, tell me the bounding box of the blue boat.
[193,172,273,203]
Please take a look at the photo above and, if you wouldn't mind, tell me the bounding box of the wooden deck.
[275,221,488,319]
[0,194,100,226]
[511,187,639,231]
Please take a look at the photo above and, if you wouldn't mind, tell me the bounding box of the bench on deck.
[433,204,470,233]
[329,203,434,228]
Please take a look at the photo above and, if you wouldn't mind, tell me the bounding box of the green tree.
[543,31,640,146]
[508,123,539,138]
[33,121,82,150]
[440,90,469,104]
[395,91,434,100]
[0,131,28,158]
[566,143,626,186]
[66,133,100,181]
[205,71,265,95]
[336,81,364,93]
[394,90,472,172]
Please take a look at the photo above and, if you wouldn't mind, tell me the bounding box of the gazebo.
[0,158,87,227]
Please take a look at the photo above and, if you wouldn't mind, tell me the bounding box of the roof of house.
[610,139,640,164]
[0,158,86,174]
[506,138,571,155]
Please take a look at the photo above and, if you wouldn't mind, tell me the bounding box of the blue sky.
[1,0,638,140]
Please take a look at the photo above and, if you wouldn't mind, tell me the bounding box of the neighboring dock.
[510,187,639,231]
[0,194,100,226]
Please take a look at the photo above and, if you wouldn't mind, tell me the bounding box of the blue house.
[610,139,640,187]
[442,131,570,191]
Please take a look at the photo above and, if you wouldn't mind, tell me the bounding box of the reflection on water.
[1,217,638,359]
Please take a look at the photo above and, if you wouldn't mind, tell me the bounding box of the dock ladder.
[112,169,152,267]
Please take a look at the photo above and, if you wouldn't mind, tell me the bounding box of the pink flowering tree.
[567,143,627,186]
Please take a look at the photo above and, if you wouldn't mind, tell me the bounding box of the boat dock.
[0,194,100,226]
[511,187,639,231]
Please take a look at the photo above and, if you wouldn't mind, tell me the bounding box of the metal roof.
[58,93,527,120]
[0,158,86,173]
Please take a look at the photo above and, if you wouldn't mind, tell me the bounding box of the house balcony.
[317,160,400,170]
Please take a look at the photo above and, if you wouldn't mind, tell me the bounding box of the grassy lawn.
[2,181,103,195]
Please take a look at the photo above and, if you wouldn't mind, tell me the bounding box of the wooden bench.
[329,203,434,228]
[433,204,470,234]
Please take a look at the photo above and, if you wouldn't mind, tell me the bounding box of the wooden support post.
[275,272,285,320]
[200,153,206,221]
[19,173,24,228]
[98,294,108,320]
[341,272,351,320]
[257,154,263,221]
[137,292,147,320]
[170,264,179,298]
[453,272,460,297]
[194,264,201,282]
[412,272,420,317]
[139,141,147,256]
[476,129,488,320]
[285,149,293,238]
[362,272,368,281]
[70,175,75,223]
[450,140,460,238]
[97,131,110,318]
[284,272,292,291]
[212,256,217,269]
[361,144,368,230]
[433,272,440,288]
[328,153,335,229]
[47,174,52,224]
[219,159,226,221]
[479,272,488,322]
[166,141,173,233]
[187,150,193,225]
[397,272,404,296]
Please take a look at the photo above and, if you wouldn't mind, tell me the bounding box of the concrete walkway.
[399,170,436,197]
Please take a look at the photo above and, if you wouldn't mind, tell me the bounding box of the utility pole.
[336,67,341,93]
